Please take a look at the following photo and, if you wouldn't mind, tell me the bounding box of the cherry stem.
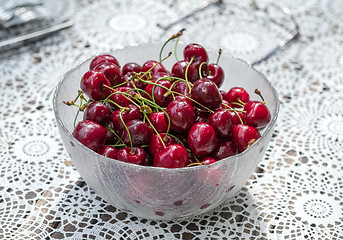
[170,91,214,113]
[142,52,171,80]
[230,100,245,108]
[185,57,194,92]
[119,109,133,153]
[254,89,266,104]
[143,112,166,148]
[216,48,222,65]
[174,36,180,61]
[107,125,125,145]
[159,28,185,62]
[222,103,244,124]
[198,62,208,79]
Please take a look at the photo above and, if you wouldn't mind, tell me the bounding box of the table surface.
[1,0,343,239]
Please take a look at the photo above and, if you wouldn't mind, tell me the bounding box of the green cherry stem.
[198,62,208,79]
[222,103,244,124]
[159,28,185,62]
[254,89,266,104]
[119,109,133,153]
[216,48,222,65]
[184,57,194,92]
[143,112,166,148]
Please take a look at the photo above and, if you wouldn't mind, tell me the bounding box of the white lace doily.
[1,0,343,239]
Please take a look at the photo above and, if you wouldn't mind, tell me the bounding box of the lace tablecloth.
[1,0,343,239]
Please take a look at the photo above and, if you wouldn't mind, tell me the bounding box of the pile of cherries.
[68,42,271,169]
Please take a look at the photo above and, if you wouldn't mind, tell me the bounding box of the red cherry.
[83,101,111,126]
[122,120,154,147]
[226,87,250,108]
[243,101,271,128]
[166,99,195,132]
[122,62,142,76]
[151,71,171,81]
[93,62,122,87]
[144,79,172,107]
[201,156,216,165]
[104,123,119,145]
[171,81,190,96]
[203,64,224,88]
[211,140,237,160]
[80,70,111,100]
[153,144,189,168]
[188,122,218,157]
[110,104,141,133]
[90,54,120,70]
[219,99,232,110]
[208,110,233,138]
[117,147,147,165]
[232,124,261,152]
[149,133,177,156]
[98,146,118,159]
[195,110,210,123]
[183,43,208,70]
[171,60,198,83]
[228,110,245,126]
[121,72,146,89]
[73,120,106,152]
[148,112,168,133]
[108,87,134,109]
[142,60,167,74]
[191,78,222,110]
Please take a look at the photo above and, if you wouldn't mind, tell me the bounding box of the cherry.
[228,110,245,126]
[188,122,218,157]
[153,144,189,168]
[171,60,198,83]
[211,140,237,160]
[80,71,111,100]
[83,101,111,126]
[105,123,119,145]
[110,104,141,133]
[122,120,154,146]
[219,99,232,110]
[202,64,224,88]
[208,110,233,138]
[195,110,210,123]
[73,120,107,152]
[117,147,147,165]
[151,71,171,81]
[108,87,134,109]
[93,62,122,87]
[144,79,172,107]
[149,133,177,156]
[201,156,216,165]
[166,99,195,132]
[148,112,168,133]
[232,124,261,152]
[183,43,208,70]
[98,146,118,159]
[122,62,141,76]
[191,78,222,110]
[141,60,167,75]
[226,87,250,108]
[171,81,190,96]
[243,101,271,128]
[90,54,120,70]
[174,95,193,106]
[121,72,146,89]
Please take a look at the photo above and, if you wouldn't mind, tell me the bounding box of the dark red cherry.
[110,104,141,133]
[93,62,122,87]
[122,62,142,76]
[153,144,189,168]
[83,101,111,126]
[226,87,250,108]
[108,87,134,109]
[149,133,177,156]
[201,156,216,165]
[142,60,167,74]
[121,72,146,89]
[174,95,193,106]
[80,70,111,100]
[219,99,232,110]
[232,124,261,152]
[105,123,119,145]
[243,101,271,128]
[73,120,107,152]
[148,112,168,133]
[208,110,233,138]
[151,71,171,81]
[98,146,118,159]
[203,64,224,88]
[228,110,245,126]
[188,122,218,157]
[191,78,222,110]
[171,81,191,96]
[144,79,172,107]
[183,43,208,70]
[117,147,147,165]
[211,140,238,160]
[166,99,195,132]
[122,120,154,146]
[195,110,210,123]
[171,60,198,83]
[90,54,120,70]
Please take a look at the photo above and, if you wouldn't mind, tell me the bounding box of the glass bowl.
[53,42,279,220]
